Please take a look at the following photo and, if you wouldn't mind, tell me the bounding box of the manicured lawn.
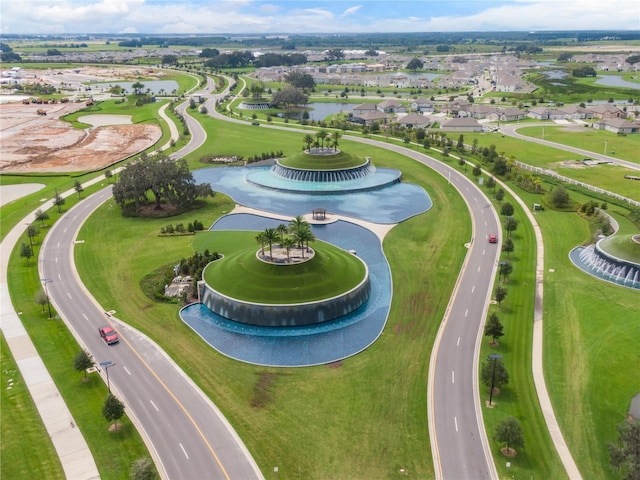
[509,184,640,480]
[461,130,640,202]
[6,208,155,480]
[517,125,640,166]
[281,150,366,170]
[1,334,64,480]
[200,231,366,303]
[74,138,470,479]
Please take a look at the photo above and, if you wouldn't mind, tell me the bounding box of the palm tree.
[276,224,288,247]
[255,232,266,256]
[282,237,296,262]
[316,129,328,149]
[288,216,308,248]
[331,131,341,151]
[303,134,314,151]
[263,228,278,261]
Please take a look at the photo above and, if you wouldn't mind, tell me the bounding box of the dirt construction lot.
[0,101,161,173]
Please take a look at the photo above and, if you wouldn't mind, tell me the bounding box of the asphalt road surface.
[350,139,501,480]
[41,188,262,480]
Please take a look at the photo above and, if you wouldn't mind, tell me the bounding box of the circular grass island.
[199,234,371,327]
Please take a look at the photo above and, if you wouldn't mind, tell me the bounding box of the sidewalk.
[0,104,179,479]
[0,192,100,480]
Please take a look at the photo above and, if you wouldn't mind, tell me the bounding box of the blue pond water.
[193,166,431,224]
[180,166,432,366]
[570,245,640,289]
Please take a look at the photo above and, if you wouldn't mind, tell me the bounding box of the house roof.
[442,117,482,128]
[356,111,391,121]
[397,113,430,126]
[352,103,377,111]
[377,99,402,108]
[596,118,637,128]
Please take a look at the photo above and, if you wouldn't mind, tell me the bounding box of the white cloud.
[0,0,637,34]
[341,5,362,17]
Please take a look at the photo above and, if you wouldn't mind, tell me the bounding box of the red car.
[488,234,498,244]
[99,326,119,345]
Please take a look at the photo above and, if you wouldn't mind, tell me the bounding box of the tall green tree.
[54,191,65,214]
[500,202,514,217]
[34,209,50,227]
[481,355,509,391]
[494,285,508,308]
[609,420,640,480]
[494,417,524,454]
[502,237,514,259]
[74,180,84,198]
[548,187,570,209]
[484,313,504,345]
[504,216,519,238]
[263,228,278,260]
[406,58,424,71]
[20,242,33,264]
[102,394,125,430]
[74,350,94,381]
[499,261,513,282]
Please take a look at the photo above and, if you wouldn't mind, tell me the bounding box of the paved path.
[1,189,101,480]
[491,170,583,480]
[0,98,181,479]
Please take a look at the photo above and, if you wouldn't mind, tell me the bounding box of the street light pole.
[40,278,52,319]
[489,354,502,406]
[99,361,116,393]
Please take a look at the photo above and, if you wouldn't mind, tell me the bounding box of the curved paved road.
[41,187,262,480]
[206,89,502,478]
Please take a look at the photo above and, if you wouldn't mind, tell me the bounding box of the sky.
[1,0,639,35]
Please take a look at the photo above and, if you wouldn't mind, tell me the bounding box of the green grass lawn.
[73,138,470,479]
[508,184,640,480]
[200,231,366,303]
[461,130,640,202]
[5,204,155,480]
[1,334,65,480]
[281,150,367,170]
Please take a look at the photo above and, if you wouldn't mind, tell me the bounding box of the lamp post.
[40,278,52,319]
[99,361,116,393]
[489,353,502,406]
[25,223,34,251]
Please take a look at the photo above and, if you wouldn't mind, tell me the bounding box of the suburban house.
[396,113,431,128]
[592,118,639,134]
[458,104,498,119]
[377,99,406,113]
[527,106,553,120]
[488,107,527,122]
[410,98,435,113]
[586,104,626,119]
[441,117,483,132]
[555,104,594,120]
[351,110,391,126]
[352,103,378,116]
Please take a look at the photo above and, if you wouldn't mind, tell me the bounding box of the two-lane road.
[41,188,262,480]
[350,139,501,479]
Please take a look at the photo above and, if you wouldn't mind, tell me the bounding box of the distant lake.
[543,70,568,80]
[278,102,355,121]
[595,75,640,90]
[93,79,180,94]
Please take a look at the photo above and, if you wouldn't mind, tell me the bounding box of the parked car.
[99,326,119,345]
[488,234,498,244]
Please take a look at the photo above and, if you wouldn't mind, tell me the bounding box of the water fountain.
[246,149,402,195]
[181,147,433,366]
[570,234,640,289]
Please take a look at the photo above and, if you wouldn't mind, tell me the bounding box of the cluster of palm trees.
[303,130,341,153]
[255,216,316,262]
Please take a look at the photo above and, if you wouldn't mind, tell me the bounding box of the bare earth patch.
[0,101,160,173]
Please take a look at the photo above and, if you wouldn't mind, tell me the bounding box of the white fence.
[514,161,640,208]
